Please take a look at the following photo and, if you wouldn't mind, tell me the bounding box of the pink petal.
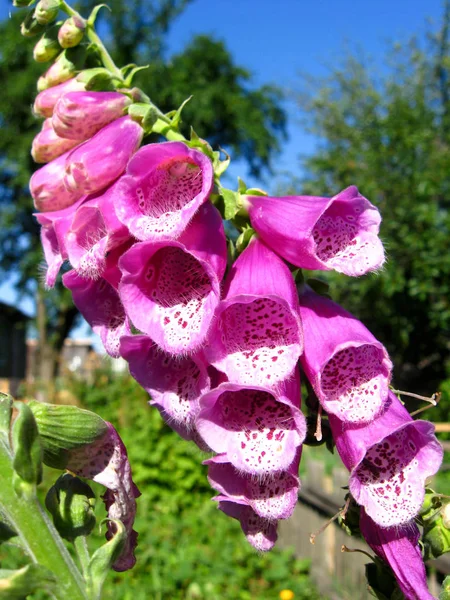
[32,118,80,163]
[247,186,385,276]
[114,141,214,241]
[360,510,435,600]
[66,422,141,572]
[196,372,305,477]
[119,202,226,354]
[64,116,143,196]
[63,268,131,357]
[217,501,278,551]
[330,392,443,527]
[33,78,86,118]
[206,450,300,521]
[35,196,87,286]
[52,91,131,141]
[30,149,84,212]
[205,237,303,387]
[299,286,392,423]
[119,334,210,443]
[65,182,131,279]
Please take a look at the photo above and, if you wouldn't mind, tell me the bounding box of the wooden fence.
[278,457,448,599]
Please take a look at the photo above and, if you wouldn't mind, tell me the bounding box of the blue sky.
[0,0,445,330]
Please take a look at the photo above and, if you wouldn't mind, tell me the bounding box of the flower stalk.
[0,439,88,600]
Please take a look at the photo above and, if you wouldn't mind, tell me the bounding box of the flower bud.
[53,91,132,140]
[45,473,96,541]
[58,16,85,48]
[32,118,79,163]
[21,10,46,38]
[28,400,109,469]
[34,77,86,117]
[12,402,43,498]
[422,501,450,561]
[33,25,61,63]
[34,0,60,25]
[37,46,86,91]
[13,0,34,6]
[442,502,450,529]
[76,67,116,91]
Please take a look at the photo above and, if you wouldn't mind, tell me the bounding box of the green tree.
[0,2,286,385]
[293,6,450,392]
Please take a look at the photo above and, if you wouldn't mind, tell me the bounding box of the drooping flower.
[196,370,306,478]
[119,201,227,354]
[217,500,278,551]
[114,141,213,241]
[299,286,392,423]
[63,257,131,357]
[119,334,210,444]
[32,118,80,164]
[52,91,131,141]
[66,421,141,572]
[35,196,86,287]
[359,509,435,600]
[245,186,385,276]
[204,236,303,387]
[30,148,84,212]
[33,77,86,117]
[329,392,443,528]
[64,116,143,196]
[65,181,130,279]
[206,449,301,521]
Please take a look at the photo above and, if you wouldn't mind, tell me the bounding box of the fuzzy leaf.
[28,401,108,469]
[12,402,42,494]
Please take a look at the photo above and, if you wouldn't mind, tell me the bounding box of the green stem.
[59,0,124,83]
[152,118,186,141]
[0,442,88,600]
[74,536,91,577]
[85,25,124,83]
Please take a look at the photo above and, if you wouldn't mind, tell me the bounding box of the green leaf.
[76,67,118,90]
[214,147,230,178]
[170,96,192,129]
[439,575,450,600]
[0,564,56,599]
[245,187,268,197]
[124,65,149,88]
[11,402,42,495]
[237,177,247,194]
[188,127,215,159]
[87,4,111,28]
[28,400,108,469]
[235,226,255,255]
[0,394,13,448]
[87,520,126,598]
[218,187,239,221]
[127,102,159,133]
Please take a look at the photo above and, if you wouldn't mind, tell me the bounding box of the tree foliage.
[294,8,450,391]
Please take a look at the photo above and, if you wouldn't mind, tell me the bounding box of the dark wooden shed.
[0,302,29,396]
